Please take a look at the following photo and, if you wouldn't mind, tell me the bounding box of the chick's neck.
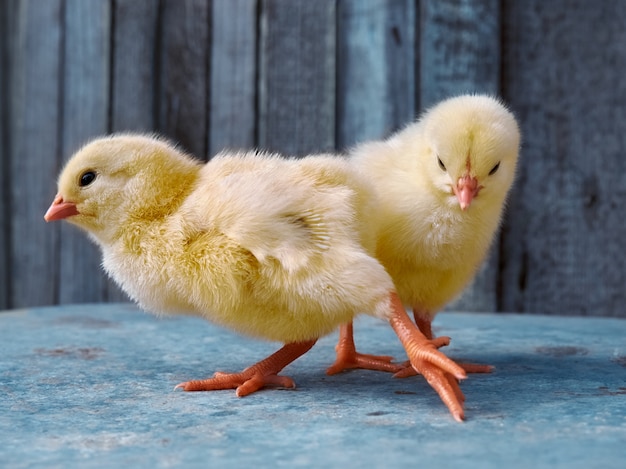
[103,165,201,246]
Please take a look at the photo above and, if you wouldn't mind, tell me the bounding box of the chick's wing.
[185,159,357,275]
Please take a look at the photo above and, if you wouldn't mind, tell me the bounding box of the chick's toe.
[175,340,316,396]
[326,323,402,375]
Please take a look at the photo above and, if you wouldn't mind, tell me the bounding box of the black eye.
[80,171,97,187]
[437,157,446,172]
[489,162,500,176]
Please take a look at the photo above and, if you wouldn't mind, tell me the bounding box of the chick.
[44,134,467,420]
[329,94,521,377]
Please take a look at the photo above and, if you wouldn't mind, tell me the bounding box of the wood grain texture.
[501,0,626,316]
[420,0,500,108]
[1,1,624,317]
[111,0,159,134]
[8,0,63,307]
[108,0,160,303]
[58,0,111,304]
[209,0,257,157]
[0,1,9,308]
[336,0,416,150]
[418,0,502,313]
[157,0,210,159]
[258,0,336,156]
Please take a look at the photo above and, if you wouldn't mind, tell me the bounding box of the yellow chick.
[44,134,468,420]
[329,94,521,378]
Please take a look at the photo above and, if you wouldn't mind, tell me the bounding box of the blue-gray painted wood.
[501,0,626,316]
[209,0,257,157]
[336,0,416,150]
[1,304,625,467]
[258,0,336,156]
[0,1,9,309]
[110,0,159,134]
[1,0,625,317]
[58,0,111,305]
[8,0,63,308]
[157,0,210,159]
[419,0,501,107]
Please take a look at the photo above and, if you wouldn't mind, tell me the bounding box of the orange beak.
[44,194,79,222]
[453,175,481,211]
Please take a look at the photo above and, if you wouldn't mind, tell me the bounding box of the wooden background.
[0,0,624,317]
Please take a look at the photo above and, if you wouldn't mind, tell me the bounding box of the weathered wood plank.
[501,0,626,316]
[111,0,159,134]
[57,0,111,304]
[419,0,500,108]
[0,1,9,308]
[336,0,416,150]
[208,0,257,157]
[258,0,336,156]
[8,0,63,307]
[157,0,210,159]
[108,0,160,302]
[417,0,502,313]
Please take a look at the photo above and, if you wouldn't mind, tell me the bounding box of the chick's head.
[44,134,200,242]
[419,94,520,211]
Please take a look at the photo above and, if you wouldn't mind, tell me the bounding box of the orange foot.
[388,293,467,422]
[175,340,316,397]
[392,308,493,378]
[394,360,493,378]
[326,322,403,375]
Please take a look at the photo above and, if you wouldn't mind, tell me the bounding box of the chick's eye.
[437,157,446,172]
[80,171,97,187]
[489,162,500,176]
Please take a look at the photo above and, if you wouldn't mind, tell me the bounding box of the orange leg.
[175,340,316,396]
[326,322,402,375]
[394,308,493,378]
[388,293,467,422]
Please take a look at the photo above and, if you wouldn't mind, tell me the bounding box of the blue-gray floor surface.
[1,304,625,468]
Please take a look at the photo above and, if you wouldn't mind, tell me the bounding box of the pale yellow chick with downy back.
[328,94,521,379]
[44,134,468,420]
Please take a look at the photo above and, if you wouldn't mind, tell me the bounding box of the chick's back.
[120,151,394,343]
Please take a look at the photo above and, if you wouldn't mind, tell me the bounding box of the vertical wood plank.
[419,0,501,312]
[336,0,416,150]
[209,0,257,157]
[258,0,336,156]
[9,0,63,307]
[501,0,626,316]
[108,0,160,303]
[0,1,9,308]
[420,0,500,108]
[111,0,159,134]
[158,0,210,159]
[58,0,111,304]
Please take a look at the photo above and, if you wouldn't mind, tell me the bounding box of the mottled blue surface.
[1,304,625,468]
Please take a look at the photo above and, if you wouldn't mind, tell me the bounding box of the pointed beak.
[44,194,79,222]
[453,175,481,211]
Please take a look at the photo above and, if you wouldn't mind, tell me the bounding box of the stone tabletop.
[1,304,625,468]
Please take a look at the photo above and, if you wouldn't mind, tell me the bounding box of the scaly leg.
[175,340,316,396]
[326,322,402,375]
[394,308,493,378]
[388,293,467,422]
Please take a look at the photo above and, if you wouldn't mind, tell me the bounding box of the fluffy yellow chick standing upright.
[328,94,521,378]
[45,134,468,420]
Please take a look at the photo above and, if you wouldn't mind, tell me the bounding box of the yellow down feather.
[52,134,394,343]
